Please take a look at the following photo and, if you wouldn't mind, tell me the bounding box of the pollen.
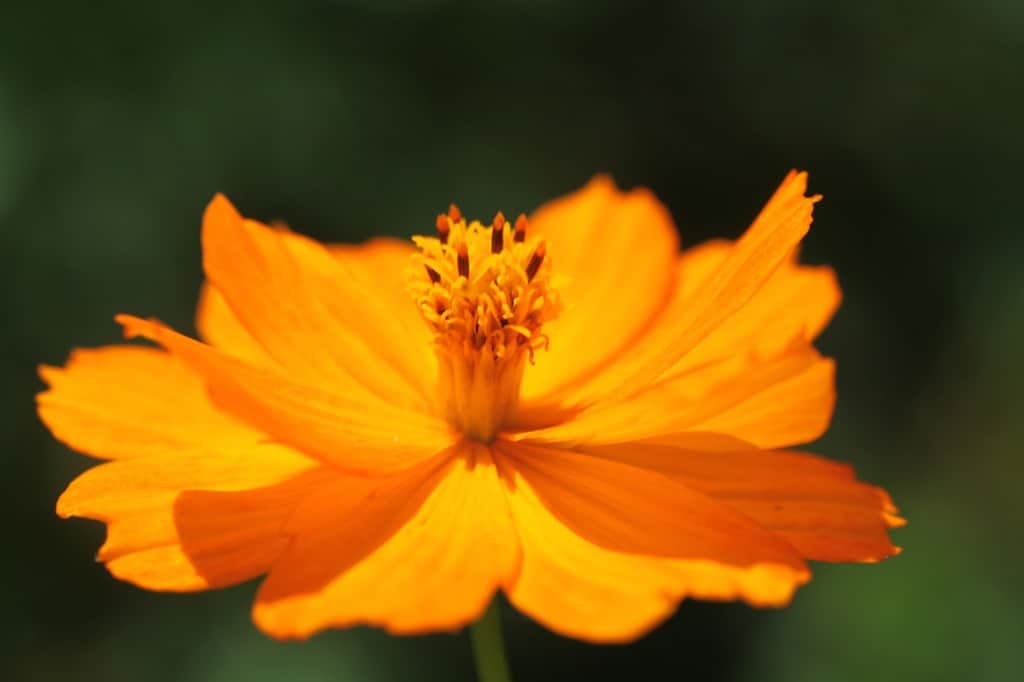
[410,208,561,442]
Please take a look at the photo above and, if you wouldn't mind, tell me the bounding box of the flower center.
[409,204,561,442]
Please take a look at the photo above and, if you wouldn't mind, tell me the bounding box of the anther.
[514,214,528,243]
[425,265,441,283]
[491,211,506,254]
[435,214,450,244]
[456,242,470,278]
[448,203,463,223]
[525,241,546,281]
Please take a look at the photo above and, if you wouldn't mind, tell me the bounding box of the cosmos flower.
[39,171,902,643]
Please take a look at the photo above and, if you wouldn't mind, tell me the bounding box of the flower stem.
[469,599,513,682]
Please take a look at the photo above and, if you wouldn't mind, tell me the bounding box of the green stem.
[469,599,513,682]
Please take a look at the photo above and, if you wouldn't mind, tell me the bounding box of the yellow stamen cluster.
[410,205,561,442]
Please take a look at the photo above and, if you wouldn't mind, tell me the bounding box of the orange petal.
[117,315,456,474]
[494,440,809,643]
[665,239,840,376]
[201,195,430,407]
[196,237,433,372]
[195,284,273,364]
[516,343,834,449]
[584,439,903,563]
[38,345,262,460]
[543,171,820,407]
[253,443,519,639]
[635,171,820,378]
[329,237,435,374]
[667,347,835,448]
[519,176,679,401]
[57,444,325,590]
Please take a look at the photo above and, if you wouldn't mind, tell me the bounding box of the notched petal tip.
[782,168,809,190]
[204,193,243,225]
[36,363,61,388]
[855,544,903,563]
[55,501,72,520]
[736,563,812,609]
[885,513,908,529]
[55,483,84,520]
[772,169,822,211]
[584,172,617,191]
[115,314,160,342]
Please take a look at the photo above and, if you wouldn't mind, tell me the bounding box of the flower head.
[39,171,902,642]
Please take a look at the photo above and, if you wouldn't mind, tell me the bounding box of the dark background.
[3,1,1021,680]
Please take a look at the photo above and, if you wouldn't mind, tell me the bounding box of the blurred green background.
[3,1,1021,680]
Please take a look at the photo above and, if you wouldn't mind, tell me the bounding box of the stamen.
[409,206,561,443]
[514,214,528,243]
[491,211,506,254]
[435,214,450,244]
[525,241,546,281]
[456,242,470,278]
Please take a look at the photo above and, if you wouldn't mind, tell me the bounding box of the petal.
[196,237,433,372]
[494,440,809,643]
[118,315,456,474]
[37,345,262,460]
[666,347,835,448]
[201,195,430,407]
[543,171,821,407]
[195,284,273,364]
[517,344,834,449]
[253,442,519,639]
[584,438,903,563]
[57,444,325,590]
[329,237,435,372]
[519,176,679,401]
[665,239,840,376]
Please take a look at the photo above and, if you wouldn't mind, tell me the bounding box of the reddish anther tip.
[448,203,463,223]
[491,211,506,254]
[456,242,470,278]
[435,213,450,243]
[514,214,528,242]
[525,241,546,280]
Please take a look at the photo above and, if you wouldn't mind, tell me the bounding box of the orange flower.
[39,171,902,643]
